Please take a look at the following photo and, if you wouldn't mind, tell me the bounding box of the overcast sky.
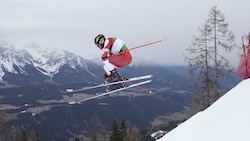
[0,0,249,66]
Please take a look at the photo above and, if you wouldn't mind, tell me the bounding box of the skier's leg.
[109,50,132,67]
[103,60,120,91]
[110,69,126,81]
[102,59,127,91]
[103,60,116,76]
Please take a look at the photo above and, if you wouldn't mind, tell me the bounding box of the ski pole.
[242,36,248,79]
[129,39,166,51]
[125,81,152,94]
[112,39,166,56]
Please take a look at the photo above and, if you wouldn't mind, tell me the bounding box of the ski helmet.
[94,34,105,47]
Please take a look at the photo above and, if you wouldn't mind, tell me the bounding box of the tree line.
[73,116,143,141]
[0,112,143,141]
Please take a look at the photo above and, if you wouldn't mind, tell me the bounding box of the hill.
[157,79,250,141]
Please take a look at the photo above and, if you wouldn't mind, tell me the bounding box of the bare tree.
[187,22,214,112]
[185,6,235,113]
[207,6,235,100]
[124,122,142,141]
[86,115,106,141]
[0,108,6,140]
[10,126,28,141]
[29,130,39,141]
[110,120,142,141]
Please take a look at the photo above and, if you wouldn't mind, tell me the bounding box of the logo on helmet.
[95,34,105,45]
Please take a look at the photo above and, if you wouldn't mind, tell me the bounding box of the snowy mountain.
[0,41,189,87]
[0,41,33,80]
[157,79,250,141]
[0,41,99,86]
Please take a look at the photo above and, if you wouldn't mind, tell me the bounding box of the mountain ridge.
[0,41,194,87]
[0,41,100,86]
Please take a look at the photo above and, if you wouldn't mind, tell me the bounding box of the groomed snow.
[157,79,250,141]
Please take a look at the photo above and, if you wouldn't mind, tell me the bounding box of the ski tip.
[68,101,77,105]
[66,89,74,93]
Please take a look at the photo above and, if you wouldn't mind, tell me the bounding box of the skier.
[94,34,132,91]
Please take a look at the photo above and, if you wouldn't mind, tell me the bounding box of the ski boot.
[104,73,113,92]
[104,69,126,92]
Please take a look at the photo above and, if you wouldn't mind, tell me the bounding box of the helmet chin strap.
[100,44,104,49]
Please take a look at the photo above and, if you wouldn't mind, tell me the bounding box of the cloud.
[21,42,40,49]
[0,0,249,66]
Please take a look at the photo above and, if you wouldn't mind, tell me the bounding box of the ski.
[66,74,152,93]
[68,79,152,104]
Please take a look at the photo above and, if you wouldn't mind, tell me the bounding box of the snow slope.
[157,79,250,141]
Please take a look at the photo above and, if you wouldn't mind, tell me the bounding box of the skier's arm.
[102,50,109,61]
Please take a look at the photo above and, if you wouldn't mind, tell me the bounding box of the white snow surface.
[157,79,250,141]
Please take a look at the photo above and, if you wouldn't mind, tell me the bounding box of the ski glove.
[102,51,109,61]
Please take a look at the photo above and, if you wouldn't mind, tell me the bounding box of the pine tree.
[109,120,121,141]
[120,120,127,141]
[74,137,80,141]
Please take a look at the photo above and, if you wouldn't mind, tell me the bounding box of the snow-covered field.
[157,79,250,141]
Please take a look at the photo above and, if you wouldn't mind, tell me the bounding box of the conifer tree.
[109,120,121,141]
[120,120,127,140]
